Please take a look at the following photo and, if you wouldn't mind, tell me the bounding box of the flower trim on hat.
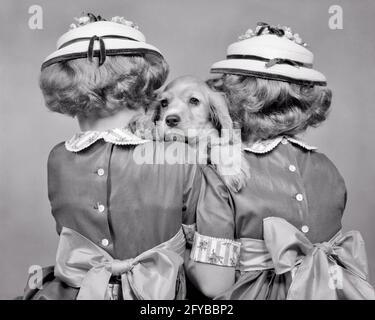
[69,13,139,30]
[238,22,308,47]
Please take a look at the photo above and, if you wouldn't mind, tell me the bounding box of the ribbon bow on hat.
[255,22,285,37]
[54,227,184,300]
[87,35,106,65]
[262,217,375,300]
[265,58,302,69]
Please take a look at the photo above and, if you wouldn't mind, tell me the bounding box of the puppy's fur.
[131,76,250,192]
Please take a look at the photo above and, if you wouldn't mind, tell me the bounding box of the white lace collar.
[65,127,149,152]
[243,136,317,154]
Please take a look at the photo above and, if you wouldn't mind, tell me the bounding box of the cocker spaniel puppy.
[131,76,250,191]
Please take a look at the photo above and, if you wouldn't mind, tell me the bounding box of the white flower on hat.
[282,26,294,40]
[283,26,292,33]
[111,16,139,29]
[69,15,93,29]
[75,16,90,25]
[67,14,140,31]
[238,28,255,40]
[284,31,293,39]
[238,23,308,47]
[293,33,302,44]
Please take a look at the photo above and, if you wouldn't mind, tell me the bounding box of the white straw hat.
[42,14,163,69]
[210,22,327,86]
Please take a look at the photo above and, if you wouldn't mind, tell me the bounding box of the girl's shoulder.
[294,143,347,209]
[48,141,67,163]
[304,147,346,186]
[244,135,347,191]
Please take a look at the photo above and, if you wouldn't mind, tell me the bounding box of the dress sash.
[237,217,375,299]
[54,226,186,300]
[237,237,273,272]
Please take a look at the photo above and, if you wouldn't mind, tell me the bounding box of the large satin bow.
[263,217,375,300]
[54,227,184,300]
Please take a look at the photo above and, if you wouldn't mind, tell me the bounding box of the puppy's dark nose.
[165,115,181,127]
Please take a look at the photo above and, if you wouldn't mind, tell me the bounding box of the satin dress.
[212,135,375,300]
[21,127,236,300]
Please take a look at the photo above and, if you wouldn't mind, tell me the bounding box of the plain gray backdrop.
[0,0,374,299]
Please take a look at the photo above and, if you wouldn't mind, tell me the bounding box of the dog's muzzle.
[165,115,181,127]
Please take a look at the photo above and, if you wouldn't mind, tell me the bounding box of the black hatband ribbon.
[58,35,138,49]
[57,34,140,67]
[226,54,312,69]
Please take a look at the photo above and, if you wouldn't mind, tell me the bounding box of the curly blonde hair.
[208,75,332,142]
[40,54,169,118]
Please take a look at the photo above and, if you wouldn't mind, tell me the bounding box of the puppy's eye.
[189,97,200,105]
[160,99,168,108]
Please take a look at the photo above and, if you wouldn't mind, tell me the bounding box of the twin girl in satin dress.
[21,15,374,300]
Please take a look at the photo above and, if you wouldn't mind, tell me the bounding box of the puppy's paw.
[210,144,250,192]
[222,173,245,193]
[219,166,250,192]
[215,152,250,192]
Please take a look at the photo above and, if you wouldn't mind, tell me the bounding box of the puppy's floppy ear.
[129,99,160,140]
[207,87,251,192]
[151,91,165,123]
[207,89,233,133]
[152,102,162,123]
